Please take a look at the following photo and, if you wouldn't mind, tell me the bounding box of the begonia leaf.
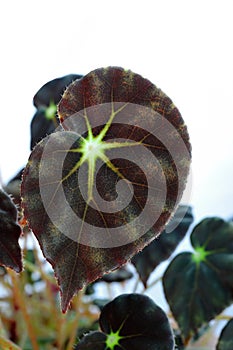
[217,319,233,350]
[163,217,233,343]
[132,205,193,287]
[76,294,174,349]
[0,189,22,272]
[21,67,191,311]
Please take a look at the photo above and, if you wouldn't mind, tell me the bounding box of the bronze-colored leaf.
[21,67,191,311]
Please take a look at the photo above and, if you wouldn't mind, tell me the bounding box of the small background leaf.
[31,73,82,150]
[132,205,193,287]
[163,217,233,343]
[75,331,106,350]
[217,319,233,350]
[0,189,22,272]
[33,74,83,109]
[100,266,133,283]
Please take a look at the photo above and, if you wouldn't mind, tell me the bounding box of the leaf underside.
[21,66,191,312]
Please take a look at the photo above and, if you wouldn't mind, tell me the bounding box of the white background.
[0,0,233,222]
[0,3,233,346]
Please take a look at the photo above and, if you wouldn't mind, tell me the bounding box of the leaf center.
[105,330,123,349]
[66,104,141,202]
[80,134,106,161]
[192,246,209,264]
[45,100,57,120]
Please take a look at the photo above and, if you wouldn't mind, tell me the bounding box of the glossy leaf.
[99,293,174,350]
[217,319,233,350]
[21,66,191,311]
[0,189,22,272]
[76,294,175,349]
[4,168,24,205]
[30,109,58,150]
[132,205,193,287]
[33,74,82,109]
[31,74,82,150]
[163,217,233,343]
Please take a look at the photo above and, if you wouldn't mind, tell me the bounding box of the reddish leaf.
[0,189,22,272]
[21,67,191,312]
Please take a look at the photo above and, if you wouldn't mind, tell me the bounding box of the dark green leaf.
[217,319,233,350]
[0,189,22,272]
[132,205,193,287]
[92,298,110,311]
[30,109,58,150]
[75,331,106,350]
[163,217,233,343]
[99,293,175,350]
[31,74,82,150]
[33,74,82,109]
[4,168,24,205]
[100,266,133,283]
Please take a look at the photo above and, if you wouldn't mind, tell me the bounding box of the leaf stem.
[142,275,162,294]
[7,269,39,350]
[32,241,65,350]
[215,314,232,321]
[66,291,84,350]
[132,276,140,293]
[0,335,22,350]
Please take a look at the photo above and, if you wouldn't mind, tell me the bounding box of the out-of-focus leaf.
[33,74,82,108]
[100,266,133,283]
[217,319,233,350]
[132,205,193,287]
[4,168,24,205]
[30,74,83,150]
[75,331,106,350]
[0,189,22,272]
[92,298,110,311]
[85,283,95,295]
[163,217,233,343]
[30,109,59,150]
[21,66,191,312]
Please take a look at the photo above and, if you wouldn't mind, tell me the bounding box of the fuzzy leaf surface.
[21,66,191,311]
